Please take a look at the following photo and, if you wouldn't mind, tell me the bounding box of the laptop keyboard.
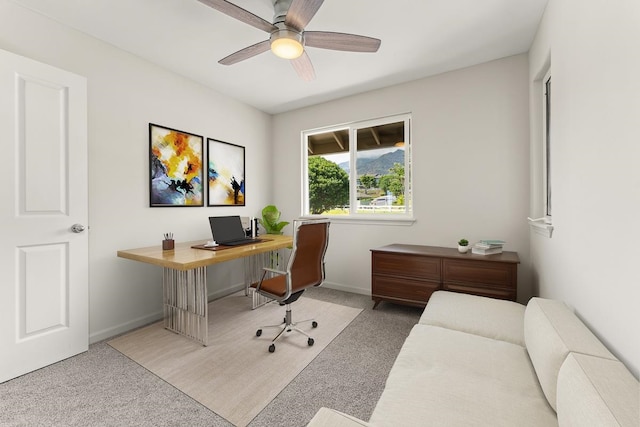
[221,238,256,246]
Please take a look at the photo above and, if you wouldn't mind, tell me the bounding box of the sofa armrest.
[557,353,639,427]
[524,297,616,410]
[307,407,372,427]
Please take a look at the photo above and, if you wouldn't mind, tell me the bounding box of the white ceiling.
[11,0,548,114]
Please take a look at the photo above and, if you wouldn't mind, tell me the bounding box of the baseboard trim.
[91,282,368,344]
[208,283,245,302]
[322,281,370,296]
[90,310,163,344]
[90,283,247,344]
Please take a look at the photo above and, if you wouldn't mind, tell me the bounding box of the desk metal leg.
[163,267,208,346]
[244,248,289,309]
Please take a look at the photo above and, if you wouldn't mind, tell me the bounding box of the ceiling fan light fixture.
[270,29,304,59]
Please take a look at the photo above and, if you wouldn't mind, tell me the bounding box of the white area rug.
[108,292,362,426]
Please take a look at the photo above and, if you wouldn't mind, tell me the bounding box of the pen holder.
[162,239,175,250]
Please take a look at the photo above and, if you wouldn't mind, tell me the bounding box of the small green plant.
[259,205,289,234]
[458,238,469,246]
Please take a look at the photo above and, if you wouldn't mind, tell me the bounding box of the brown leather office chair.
[252,219,330,353]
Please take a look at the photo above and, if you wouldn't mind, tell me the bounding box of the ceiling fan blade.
[285,0,324,32]
[219,40,271,65]
[198,0,277,33]
[291,51,315,81]
[305,31,381,52]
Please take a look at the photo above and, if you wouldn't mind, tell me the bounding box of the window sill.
[528,219,554,238]
[300,215,415,226]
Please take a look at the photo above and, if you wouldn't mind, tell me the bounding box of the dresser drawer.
[443,259,516,288]
[372,275,440,307]
[372,252,440,280]
[443,283,516,301]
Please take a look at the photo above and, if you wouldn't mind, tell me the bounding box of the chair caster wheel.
[269,344,276,353]
[256,329,262,337]
[312,321,318,328]
[308,338,314,346]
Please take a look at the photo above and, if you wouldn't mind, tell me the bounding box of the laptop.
[209,215,258,246]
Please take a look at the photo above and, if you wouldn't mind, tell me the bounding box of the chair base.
[256,303,318,352]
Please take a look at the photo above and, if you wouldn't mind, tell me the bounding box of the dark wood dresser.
[371,244,519,308]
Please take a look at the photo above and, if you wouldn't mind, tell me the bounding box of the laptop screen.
[209,215,247,243]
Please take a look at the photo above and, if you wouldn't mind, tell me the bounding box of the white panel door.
[0,48,88,383]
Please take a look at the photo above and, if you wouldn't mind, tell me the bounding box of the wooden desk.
[118,234,293,345]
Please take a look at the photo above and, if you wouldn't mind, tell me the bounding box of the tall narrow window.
[543,71,552,219]
[302,114,412,219]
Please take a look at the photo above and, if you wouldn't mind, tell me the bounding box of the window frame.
[529,64,554,238]
[301,113,413,223]
[542,69,552,222]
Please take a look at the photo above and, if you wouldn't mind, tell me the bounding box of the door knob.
[71,223,86,233]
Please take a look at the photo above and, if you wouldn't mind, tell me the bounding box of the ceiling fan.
[198,0,381,81]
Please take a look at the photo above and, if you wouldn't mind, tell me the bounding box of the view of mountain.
[338,149,404,176]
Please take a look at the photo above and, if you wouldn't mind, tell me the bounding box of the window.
[529,65,553,237]
[302,114,412,220]
[543,70,552,220]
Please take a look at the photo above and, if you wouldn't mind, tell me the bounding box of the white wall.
[272,55,532,301]
[0,1,273,342]
[529,0,640,377]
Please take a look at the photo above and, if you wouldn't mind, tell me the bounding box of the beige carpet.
[108,292,362,427]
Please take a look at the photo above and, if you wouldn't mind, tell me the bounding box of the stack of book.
[471,240,506,255]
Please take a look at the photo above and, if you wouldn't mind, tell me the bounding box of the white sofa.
[308,291,639,427]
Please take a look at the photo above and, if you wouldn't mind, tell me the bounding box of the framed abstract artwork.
[207,138,245,206]
[149,123,204,207]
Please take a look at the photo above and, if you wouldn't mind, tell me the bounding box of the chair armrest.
[262,267,287,276]
[253,267,289,295]
[307,408,372,427]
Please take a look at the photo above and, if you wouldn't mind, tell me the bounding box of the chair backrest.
[286,219,330,293]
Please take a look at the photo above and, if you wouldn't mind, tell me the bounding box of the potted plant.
[259,205,289,235]
[458,238,470,254]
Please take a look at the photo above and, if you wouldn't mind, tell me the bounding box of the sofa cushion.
[524,298,616,411]
[557,353,640,427]
[419,290,526,346]
[369,324,557,427]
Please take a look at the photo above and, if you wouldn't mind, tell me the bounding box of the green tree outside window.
[378,163,405,202]
[308,156,349,214]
